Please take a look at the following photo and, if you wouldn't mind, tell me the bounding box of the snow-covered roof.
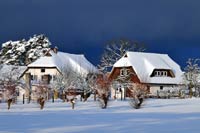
[28,50,99,75]
[113,51,183,84]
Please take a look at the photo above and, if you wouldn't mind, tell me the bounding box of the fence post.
[23,94,25,104]
[94,91,96,101]
[52,94,54,103]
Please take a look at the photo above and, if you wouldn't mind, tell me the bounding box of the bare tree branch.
[98,39,145,72]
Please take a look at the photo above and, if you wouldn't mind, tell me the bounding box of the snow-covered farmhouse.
[21,48,98,93]
[109,51,183,99]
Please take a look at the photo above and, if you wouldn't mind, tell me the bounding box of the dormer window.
[154,71,168,77]
[151,69,174,78]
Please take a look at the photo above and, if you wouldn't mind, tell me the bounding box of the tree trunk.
[39,98,45,110]
[189,87,193,98]
[52,95,54,103]
[7,99,12,110]
[62,94,65,102]
[28,92,31,104]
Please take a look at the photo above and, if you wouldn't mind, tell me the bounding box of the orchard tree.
[95,75,111,109]
[65,86,77,109]
[86,73,99,101]
[98,39,145,72]
[128,83,147,109]
[35,84,49,110]
[183,58,200,97]
[52,67,82,100]
[53,67,92,108]
[0,66,21,109]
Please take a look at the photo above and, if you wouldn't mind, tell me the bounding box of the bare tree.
[0,66,21,109]
[86,73,100,101]
[183,58,200,97]
[99,39,145,72]
[35,83,49,110]
[128,83,147,109]
[52,67,94,109]
[52,68,80,100]
[65,86,77,109]
[95,75,111,109]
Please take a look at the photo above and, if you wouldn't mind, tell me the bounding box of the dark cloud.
[0,0,200,68]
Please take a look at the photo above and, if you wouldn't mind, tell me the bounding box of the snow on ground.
[0,98,200,133]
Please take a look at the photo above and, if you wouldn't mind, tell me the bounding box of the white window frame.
[163,71,167,76]
[155,71,168,77]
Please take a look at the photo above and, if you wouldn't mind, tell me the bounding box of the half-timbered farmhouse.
[109,51,183,99]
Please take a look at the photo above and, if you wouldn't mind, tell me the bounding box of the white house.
[21,48,98,91]
[109,51,183,99]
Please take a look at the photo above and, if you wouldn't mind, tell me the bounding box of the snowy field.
[0,98,200,133]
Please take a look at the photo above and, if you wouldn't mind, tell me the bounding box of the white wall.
[110,84,179,99]
[26,67,60,81]
[111,87,125,100]
[149,85,179,96]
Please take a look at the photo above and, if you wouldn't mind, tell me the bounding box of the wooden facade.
[109,66,140,83]
[109,66,144,99]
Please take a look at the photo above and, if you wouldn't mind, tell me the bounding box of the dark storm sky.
[0,0,200,69]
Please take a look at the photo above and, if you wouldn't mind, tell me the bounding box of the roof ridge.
[126,51,168,56]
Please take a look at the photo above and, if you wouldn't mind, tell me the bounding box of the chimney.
[53,46,58,54]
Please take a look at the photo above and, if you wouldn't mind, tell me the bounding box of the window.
[16,88,19,96]
[41,75,46,81]
[154,71,160,76]
[52,75,57,81]
[41,68,45,73]
[31,75,33,80]
[163,71,167,76]
[154,71,168,77]
[160,86,163,90]
[31,75,38,80]
[117,86,122,92]
[120,68,128,76]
